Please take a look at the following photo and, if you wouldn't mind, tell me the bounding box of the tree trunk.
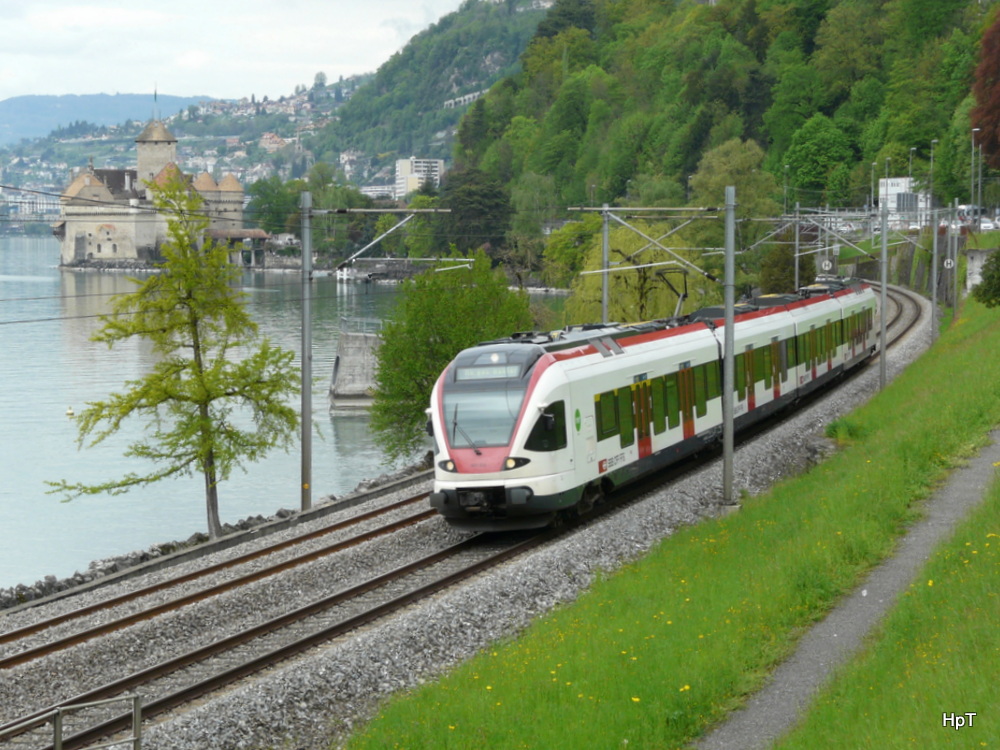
[203,446,223,539]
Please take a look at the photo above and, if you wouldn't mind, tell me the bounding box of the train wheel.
[578,483,604,515]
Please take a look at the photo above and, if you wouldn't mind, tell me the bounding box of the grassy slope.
[342,298,1000,750]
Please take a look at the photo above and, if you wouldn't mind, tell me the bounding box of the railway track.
[0,282,927,749]
[0,530,558,749]
[879,283,924,348]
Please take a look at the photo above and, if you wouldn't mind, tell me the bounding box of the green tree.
[762,62,826,158]
[437,166,513,257]
[759,230,817,293]
[812,1,884,102]
[49,178,300,539]
[402,193,441,259]
[784,114,853,200]
[247,175,300,235]
[540,212,602,288]
[972,250,1000,307]
[534,0,597,40]
[370,251,533,461]
[564,219,715,324]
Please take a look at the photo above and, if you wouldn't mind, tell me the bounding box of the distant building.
[444,90,486,109]
[394,156,445,199]
[53,120,267,267]
[878,177,931,228]
[359,185,395,200]
[258,132,290,154]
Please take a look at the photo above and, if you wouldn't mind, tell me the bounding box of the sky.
[0,1,467,103]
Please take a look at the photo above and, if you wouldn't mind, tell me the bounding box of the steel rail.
[5,530,557,749]
[0,499,433,669]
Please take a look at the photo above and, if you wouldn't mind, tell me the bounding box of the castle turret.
[216,174,244,232]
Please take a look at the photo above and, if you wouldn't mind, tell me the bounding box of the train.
[427,277,878,530]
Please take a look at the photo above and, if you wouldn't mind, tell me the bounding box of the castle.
[54,120,268,267]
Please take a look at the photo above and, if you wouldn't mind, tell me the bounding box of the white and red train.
[428,277,877,530]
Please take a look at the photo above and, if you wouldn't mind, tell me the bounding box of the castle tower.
[193,171,220,223]
[135,120,177,195]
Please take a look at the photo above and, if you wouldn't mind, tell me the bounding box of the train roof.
[471,276,871,353]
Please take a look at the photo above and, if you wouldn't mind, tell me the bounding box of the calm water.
[0,236,404,589]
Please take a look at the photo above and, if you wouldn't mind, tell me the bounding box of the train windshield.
[442,386,526,450]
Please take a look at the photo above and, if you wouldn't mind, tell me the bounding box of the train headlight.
[504,457,531,470]
[438,460,457,472]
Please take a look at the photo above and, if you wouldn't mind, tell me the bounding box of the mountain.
[0,93,215,146]
[311,0,550,167]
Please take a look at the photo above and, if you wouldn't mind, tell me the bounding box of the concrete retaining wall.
[329,331,380,409]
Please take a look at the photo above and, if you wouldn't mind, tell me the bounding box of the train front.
[428,342,576,530]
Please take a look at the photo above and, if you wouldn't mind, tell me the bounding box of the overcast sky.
[0,1,466,102]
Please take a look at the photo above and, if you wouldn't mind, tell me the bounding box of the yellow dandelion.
[631,697,641,703]
[928,580,934,587]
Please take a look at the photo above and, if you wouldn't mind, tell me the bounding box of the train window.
[694,365,707,418]
[779,340,789,382]
[618,388,635,448]
[652,377,666,435]
[443,387,528,449]
[706,360,721,400]
[753,348,766,385]
[763,345,772,389]
[596,391,619,441]
[665,374,680,429]
[525,400,568,452]
[734,353,746,401]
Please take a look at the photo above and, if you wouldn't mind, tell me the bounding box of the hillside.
[0,93,212,146]
[310,0,550,169]
[457,0,987,226]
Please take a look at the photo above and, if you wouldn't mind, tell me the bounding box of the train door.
[678,366,696,440]
[771,338,781,399]
[809,327,818,380]
[826,320,834,371]
[633,379,653,459]
[743,346,756,411]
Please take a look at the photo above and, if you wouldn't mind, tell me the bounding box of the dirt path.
[695,429,1000,749]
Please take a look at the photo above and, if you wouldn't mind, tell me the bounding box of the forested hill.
[453,0,988,219]
[310,0,550,163]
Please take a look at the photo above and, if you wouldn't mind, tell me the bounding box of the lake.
[0,236,405,589]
